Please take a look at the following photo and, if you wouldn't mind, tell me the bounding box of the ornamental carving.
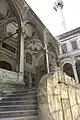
[0,0,18,41]
[5,22,18,39]
[26,52,32,64]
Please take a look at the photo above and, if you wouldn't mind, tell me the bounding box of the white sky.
[26,0,80,36]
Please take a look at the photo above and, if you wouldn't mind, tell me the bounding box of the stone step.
[12,90,37,95]
[0,99,37,105]
[0,110,38,118]
[0,88,38,119]
[0,104,38,111]
[1,116,38,120]
[3,95,37,101]
[7,91,37,97]
[12,88,37,94]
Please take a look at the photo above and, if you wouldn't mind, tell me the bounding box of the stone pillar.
[60,65,65,83]
[72,65,79,84]
[44,29,50,73]
[18,30,25,84]
[29,72,32,89]
[16,38,20,72]
[36,65,40,87]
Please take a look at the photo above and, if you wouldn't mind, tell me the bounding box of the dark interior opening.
[0,61,12,71]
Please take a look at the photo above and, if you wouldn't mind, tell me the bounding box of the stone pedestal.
[18,72,25,85]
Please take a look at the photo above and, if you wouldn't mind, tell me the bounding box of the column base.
[18,72,25,85]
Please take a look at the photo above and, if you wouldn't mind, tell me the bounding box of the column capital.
[43,47,49,53]
[72,65,76,68]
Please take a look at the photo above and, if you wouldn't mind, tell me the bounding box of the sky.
[26,0,80,36]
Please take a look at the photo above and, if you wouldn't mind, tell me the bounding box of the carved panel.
[26,52,32,64]
[5,22,18,39]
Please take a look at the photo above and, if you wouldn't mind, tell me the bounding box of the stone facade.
[56,28,80,83]
[0,0,80,120]
[0,0,59,88]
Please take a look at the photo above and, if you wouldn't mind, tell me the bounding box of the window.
[71,41,78,51]
[26,52,32,64]
[2,42,16,53]
[61,44,67,54]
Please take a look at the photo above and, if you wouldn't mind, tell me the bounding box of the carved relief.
[5,22,18,39]
[0,0,19,44]
[26,52,32,64]
[27,40,43,53]
[0,0,10,23]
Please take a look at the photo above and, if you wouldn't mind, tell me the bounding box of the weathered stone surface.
[38,69,80,120]
[64,108,72,120]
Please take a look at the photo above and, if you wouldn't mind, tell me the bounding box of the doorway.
[0,61,12,71]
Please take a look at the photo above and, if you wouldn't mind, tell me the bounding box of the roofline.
[24,0,59,45]
[56,27,80,40]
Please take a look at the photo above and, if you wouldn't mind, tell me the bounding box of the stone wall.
[38,68,80,120]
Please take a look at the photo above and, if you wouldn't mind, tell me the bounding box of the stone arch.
[36,51,57,80]
[0,54,16,71]
[8,0,23,25]
[63,63,74,78]
[36,53,46,86]
[48,42,58,60]
[61,58,73,69]
[25,21,44,45]
[0,61,12,71]
[24,21,40,39]
[37,51,57,67]
[36,53,44,66]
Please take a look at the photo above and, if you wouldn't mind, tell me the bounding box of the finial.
[53,0,64,11]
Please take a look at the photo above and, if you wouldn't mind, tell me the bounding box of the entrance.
[63,63,74,79]
[0,61,12,71]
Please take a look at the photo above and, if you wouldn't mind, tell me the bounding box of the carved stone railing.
[0,68,18,83]
[0,68,25,97]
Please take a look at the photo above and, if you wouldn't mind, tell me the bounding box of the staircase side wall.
[38,69,80,120]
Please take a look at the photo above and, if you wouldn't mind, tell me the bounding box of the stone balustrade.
[0,68,18,83]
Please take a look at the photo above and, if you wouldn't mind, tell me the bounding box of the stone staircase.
[0,88,38,120]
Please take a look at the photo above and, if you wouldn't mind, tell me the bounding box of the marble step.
[3,95,37,101]
[1,116,38,120]
[0,99,37,105]
[0,110,38,118]
[0,104,38,111]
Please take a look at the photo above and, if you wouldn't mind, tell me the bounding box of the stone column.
[18,30,25,84]
[29,72,32,89]
[16,38,20,72]
[44,29,50,73]
[72,65,79,84]
[60,65,65,83]
[36,65,40,87]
